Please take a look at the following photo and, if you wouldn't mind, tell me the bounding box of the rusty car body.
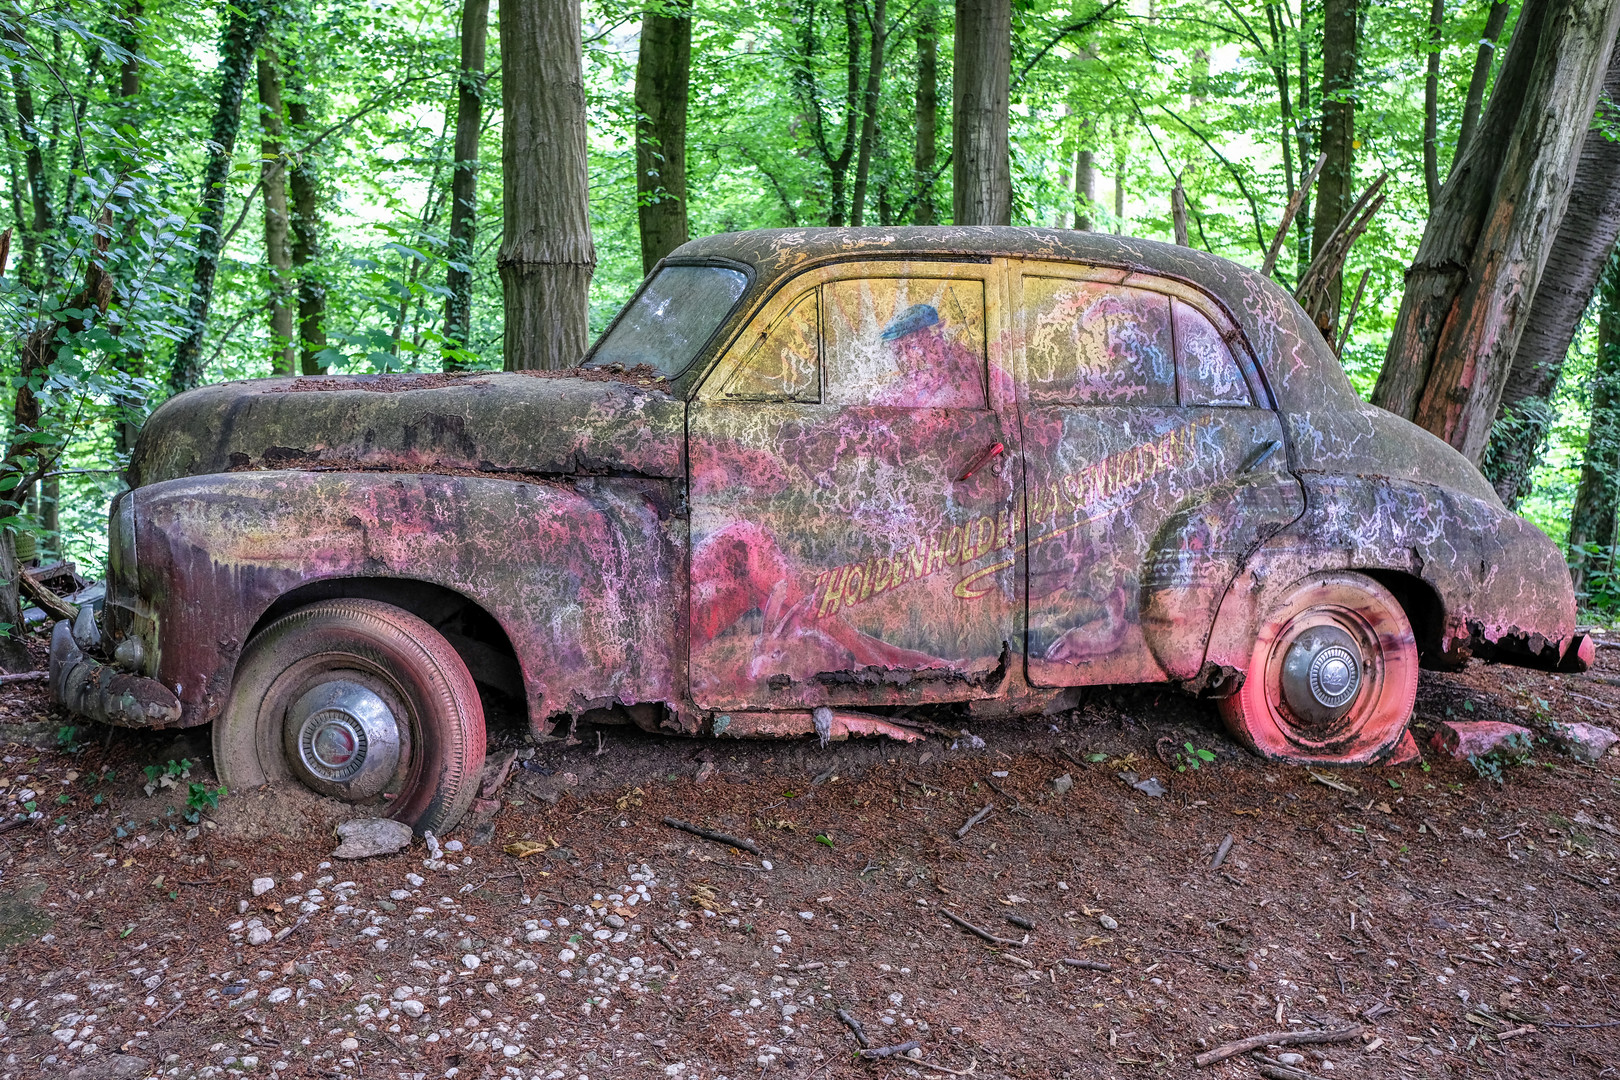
[51,227,1588,831]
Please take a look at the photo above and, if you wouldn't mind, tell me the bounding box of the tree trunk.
[119,1,142,98]
[444,0,490,365]
[1569,255,1620,599]
[168,4,271,393]
[1423,0,1445,209]
[1374,0,1620,465]
[850,0,886,226]
[1309,0,1357,339]
[285,67,326,376]
[1057,143,1072,228]
[1075,148,1094,230]
[1484,30,1620,508]
[1113,131,1126,233]
[1455,0,1512,167]
[499,0,597,371]
[1171,176,1188,245]
[952,0,1011,226]
[258,53,295,375]
[6,23,52,292]
[912,4,939,225]
[634,0,691,272]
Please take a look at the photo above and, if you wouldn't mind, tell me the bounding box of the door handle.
[956,442,1004,482]
[1239,439,1281,474]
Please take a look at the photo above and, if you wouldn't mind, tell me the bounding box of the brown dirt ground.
[0,631,1617,1080]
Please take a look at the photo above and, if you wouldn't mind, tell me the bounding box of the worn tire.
[214,599,486,834]
[1218,572,1418,765]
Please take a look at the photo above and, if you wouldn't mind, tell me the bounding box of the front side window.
[822,277,987,408]
[588,264,749,377]
[1024,279,1176,406]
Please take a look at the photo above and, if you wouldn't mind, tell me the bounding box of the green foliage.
[184,781,226,822]
[1173,741,1216,772]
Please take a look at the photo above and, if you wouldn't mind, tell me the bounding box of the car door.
[1012,261,1289,687]
[687,259,1023,711]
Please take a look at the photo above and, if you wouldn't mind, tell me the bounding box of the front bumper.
[49,620,181,728]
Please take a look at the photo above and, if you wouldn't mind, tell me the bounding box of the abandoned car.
[50,227,1588,832]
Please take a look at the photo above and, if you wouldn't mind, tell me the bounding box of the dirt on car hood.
[129,370,687,486]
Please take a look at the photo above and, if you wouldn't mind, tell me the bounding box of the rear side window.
[1174,298,1251,406]
[1023,278,1175,406]
[721,290,820,401]
[822,277,987,408]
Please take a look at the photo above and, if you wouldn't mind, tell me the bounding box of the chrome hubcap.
[284,680,401,799]
[1280,626,1363,726]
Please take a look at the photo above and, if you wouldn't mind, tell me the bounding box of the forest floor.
[0,635,1617,1080]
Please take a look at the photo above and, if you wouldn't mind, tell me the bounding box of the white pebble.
[406,873,425,887]
[251,877,275,897]
[340,1037,359,1051]
[798,911,813,921]
[390,889,411,901]
[400,999,425,1018]
[266,987,292,1004]
[461,954,480,971]
[247,927,273,946]
[444,839,464,852]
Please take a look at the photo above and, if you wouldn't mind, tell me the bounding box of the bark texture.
[285,66,326,376]
[1373,0,1620,468]
[169,3,271,392]
[952,0,1011,226]
[912,5,938,225]
[6,23,52,291]
[634,0,691,273]
[1309,0,1357,338]
[1569,256,1620,598]
[850,0,886,226]
[1455,0,1512,166]
[1075,147,1094,230]
[258,53,295,375]
[1484,31,1620,507]
[499,0,597,370]
[1423,0,1445,209]
[444,0,490,362]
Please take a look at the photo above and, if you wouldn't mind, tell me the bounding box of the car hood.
[129,370,686,487]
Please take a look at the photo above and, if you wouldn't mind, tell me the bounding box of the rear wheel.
[214,599,486,834]
[1219,572,1418,765]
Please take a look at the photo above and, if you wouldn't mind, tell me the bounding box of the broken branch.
[1210,834,1234,870]
[0,671,47,684]
[859,1039,920,1060]
[661,816,762,856]
[940,908,1027,947]
[1061,958,1113,971]
[1195,1026,1365,1068]
[954,803,994,839]
[20,570,76,623]
[837,1007,871,1048]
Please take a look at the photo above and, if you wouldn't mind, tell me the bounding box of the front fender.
[1203,473,1577,674]
[130,470,686,731]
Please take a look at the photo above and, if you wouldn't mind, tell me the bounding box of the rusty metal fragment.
[48,622,181,728]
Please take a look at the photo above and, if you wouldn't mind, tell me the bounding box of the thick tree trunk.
[258,54,295,375]
[1309,0,1357,338]
[1455,0,1512,167]
[850,0,886,226]
[1484,31,1620,507]
[1374,0,1620,465]
[1075,147,1094,230]
[1569,256,1620,598]
[168,4,271,392]
[952,0,1011,226]
[285,71,326,376]
[634,0,691,272]
[1423,0,1445,209]
[912,4,938,225]
[499,0,597,370]
[444,0,490,364]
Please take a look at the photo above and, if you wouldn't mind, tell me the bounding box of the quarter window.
[822,277,987,408]
[1174,298,1251,406]
[1023,278,1176,406]
[721,290,820,401]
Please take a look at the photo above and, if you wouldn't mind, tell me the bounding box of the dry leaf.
[503,840,546,859]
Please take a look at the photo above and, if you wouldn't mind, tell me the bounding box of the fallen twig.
[151,1002,185,1029]
[918,1056,976,1076]
[661,816,762,856]
[939,908,1027,947]
[20,571,76,623]
[1305,769,1358,794]
[1006,913,1035,931]
[859,1039,920,1060]
[954,803,994,840]
[1195,1026,1365,1068]
[0,670,47,684]
[837,1007,871,1048]
[1210,834,1234,870]
[1252,1056,1316,1080]
[1060,958,1113,972]
[0,817,36,837]
[650,927,682,964]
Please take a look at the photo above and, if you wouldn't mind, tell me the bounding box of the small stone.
[1051,773,1074,796]
[66,1054,149,1080]
[1098,914,1119,931]
[399,999,425,1018]
[462,954,480,970]
[265,987,292,1004]
[1278,1053,1305,1065]
[339,1037,359,1051]
[604,914,625,929]
[761,860,773,871]
[332,818,414,860]
[247,926,273,946]
[423,831,443,860]
[240,1055,259,1068]
[444,839,464,852]
[1548,721,1619,764]
[390,889,412,901]
[406,873,425,887]
[1430,720,1534,761]
[1131,776,1166,798]
[251,877,275,897]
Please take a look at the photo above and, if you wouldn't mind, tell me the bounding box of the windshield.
[587,264,749,377]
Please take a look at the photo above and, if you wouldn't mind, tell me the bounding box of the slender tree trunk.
[634,0,691,272]
[1423,0,1445,209]
[952,0,1011,225]
[444,0,490,365]
[1309,0,1357,338]
[258,53,295,375]
[1484,31,1620,507]
[1455,0,1512,167]
[119,1,142,98]
[168,4,271,392]
[850,0,886,226]
[1075,147,1094,230]
[1569,254,1620,598]
[499,0,597,370]
[1113,130,1126,233]
[113,1,144,455]
[6,24,52,292]
[1374,0,1620,465]
[912,4,938,225]
[1057,142,1072,228]
[1171,176,1188,245]
[285,68,326,376]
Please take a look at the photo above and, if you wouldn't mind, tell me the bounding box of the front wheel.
[1219,572,1418,765]
[214,599,486,834]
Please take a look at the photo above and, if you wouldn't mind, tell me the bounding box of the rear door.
[1012,262,1287,687]
[687,259,1023,711]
